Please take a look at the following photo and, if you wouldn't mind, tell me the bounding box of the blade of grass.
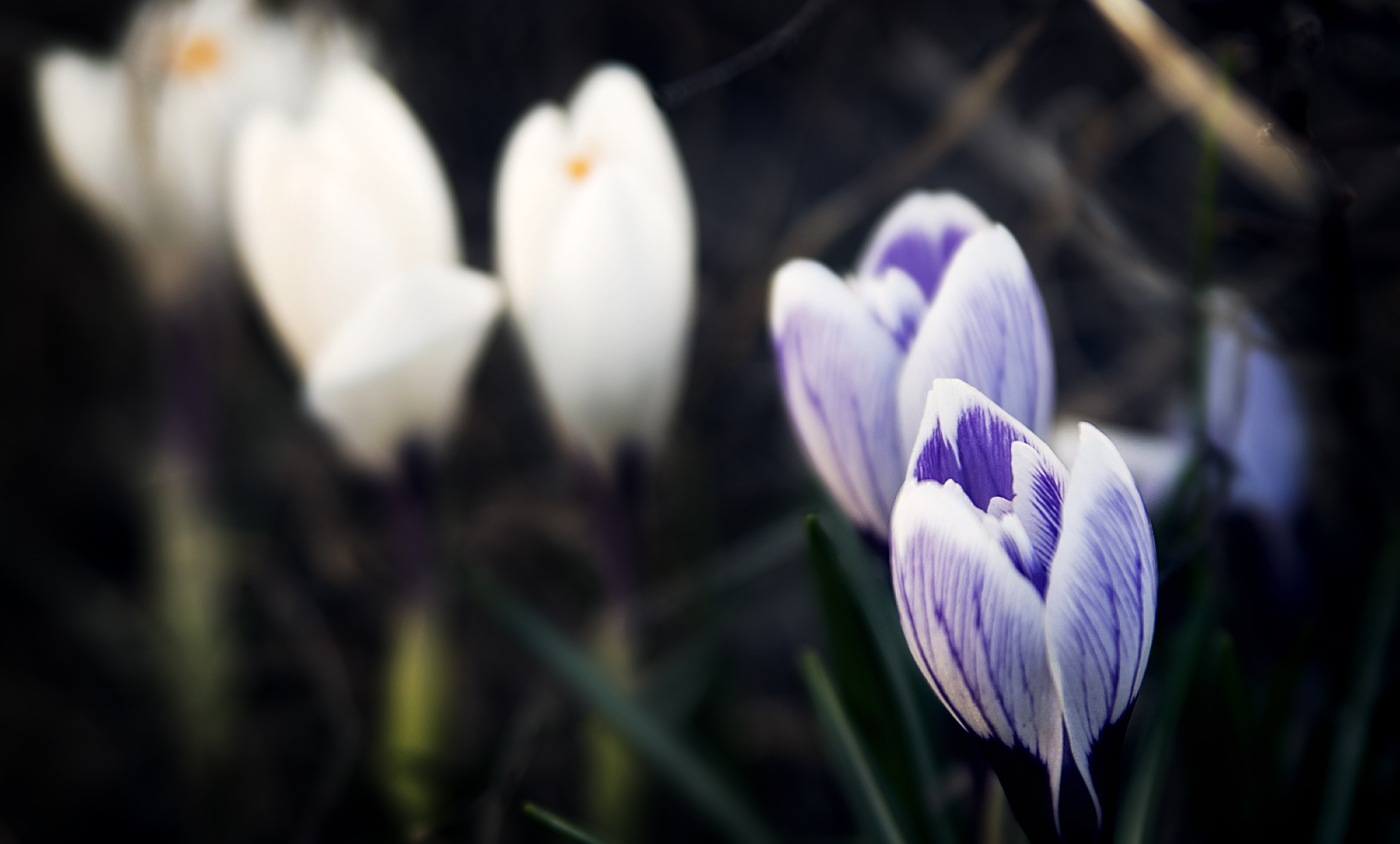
[813,514,957,843]
[805,516,930,841]
[1116,585,1215,844]
[467,573,777,844]
[523,802,621,844]
[1313,515,1400,844]
[800,650,910,844]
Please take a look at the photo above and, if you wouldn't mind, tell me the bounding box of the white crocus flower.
[495,64,696,470]
[230,61,502,470]
[35,0,360,299]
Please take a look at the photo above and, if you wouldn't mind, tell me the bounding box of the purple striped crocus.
[769,192,1053,541]
[892,378,1156,843]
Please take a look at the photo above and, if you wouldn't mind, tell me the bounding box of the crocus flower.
[892,378,1156,843]
[35,0,359,298]
[230,60,501,469]
[770,192,1054,540]
[1204,289,1306,524]
[495,64,695,470]
[1050,289,1305,525]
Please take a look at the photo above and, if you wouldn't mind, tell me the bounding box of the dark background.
[0,0,1398,841]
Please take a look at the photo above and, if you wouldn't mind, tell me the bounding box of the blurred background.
[1,0,1399,841]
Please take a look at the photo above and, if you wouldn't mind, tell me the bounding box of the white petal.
[856,191,990,299]
[770,259,906,538]
[494,104,571,316]
[890,479,1064,793]
[896,225,1055,455]
[1044,423,1157,826]
[143,0,363,250]
[305,265,502,469]
[1051,418,1192,513]
[34,50,147,239]
[567,64,693,268]
[519,161,692,465]
[230,61,458,370]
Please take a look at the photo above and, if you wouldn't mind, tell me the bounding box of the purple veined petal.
[770,259,906,539]
[857,191,991,300]
[850,267,926,352]
[895,225,1055,455]
[1044,423,1157,830]
[906,379,1066,592]
[890,478,1066,806]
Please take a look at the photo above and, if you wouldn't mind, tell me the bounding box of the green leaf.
[807,514,956,843]
[1313,515,1400,844]
[800,650,910,844]
[523,802,621,844]
[1116,586,1215,844]
[467,573,777,844]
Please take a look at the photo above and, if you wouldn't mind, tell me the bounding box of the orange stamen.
[565,153,593,182]
[171,34,223,78]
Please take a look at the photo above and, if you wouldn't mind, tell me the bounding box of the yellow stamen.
[171,34,223,78]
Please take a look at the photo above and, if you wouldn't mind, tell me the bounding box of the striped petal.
[1044,423,1157,832]
[891,476,1065,809]
[856,190,990,300]
[896,225,1055,455]
[771,259,906,538]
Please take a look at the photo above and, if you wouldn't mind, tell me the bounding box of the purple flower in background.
[769,192,1054,540]
[892,379,1156,843]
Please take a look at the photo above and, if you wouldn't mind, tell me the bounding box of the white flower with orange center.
[495,64,696,470]
[34,0,361,301]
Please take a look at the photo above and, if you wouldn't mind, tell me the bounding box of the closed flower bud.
[231,61,501,469]
[892,379,1156,843]
[495,64,695,470]
[770,192,1054,540]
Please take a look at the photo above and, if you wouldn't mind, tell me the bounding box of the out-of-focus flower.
[35,0,360,299]
[892,379,1156,843]
[1204,288,1306,524]
[495,64,695,470]
[770,192,1054,540]
[1051,289,1306,525]
[231,61,501,469]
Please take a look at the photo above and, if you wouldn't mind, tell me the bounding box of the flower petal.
[568,64,694,268]
[230,61,458,370]
[770,259,906,538]
[1044,423,1157,828]
[494,103,571,316]
[521,162,692,466]
[895,226,1054,456]
[306,265,502,469]
[1205,290,1305,521]
[891,479,1065,794]
[34,51,147,239]
[1051,418,1191,513]
[856,191,990,299]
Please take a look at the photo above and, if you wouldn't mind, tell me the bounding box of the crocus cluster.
[771,194,1156,842]
[770,192,1054,541]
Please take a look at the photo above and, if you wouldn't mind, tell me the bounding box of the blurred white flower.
[35,0,361,299]
[231,61,502,470]
[495,63,695,470]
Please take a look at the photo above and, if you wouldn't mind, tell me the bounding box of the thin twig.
[658,0,841,108]
[772,14,1047,263]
